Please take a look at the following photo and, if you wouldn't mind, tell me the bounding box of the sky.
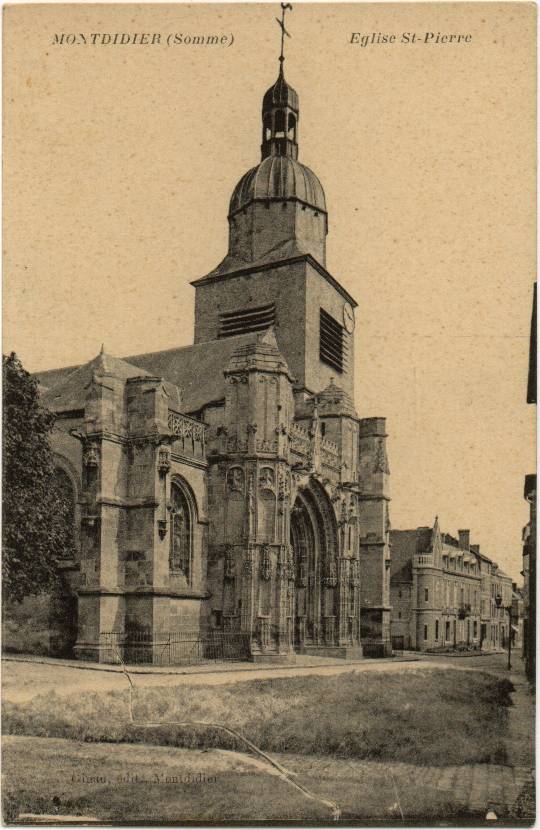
[4,3,536,581]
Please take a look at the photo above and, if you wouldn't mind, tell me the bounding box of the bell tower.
[262,5,298,161]
[191,8,357,402]
[261,71,298,161]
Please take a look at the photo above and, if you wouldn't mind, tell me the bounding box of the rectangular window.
[219,302,276,338]
[319,308,345,373]
[445,621,451,640]
[424,625,428,641]
[425,587,429,602]
[435,619,439,640]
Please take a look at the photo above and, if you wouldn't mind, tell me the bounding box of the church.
[35,50,392,662]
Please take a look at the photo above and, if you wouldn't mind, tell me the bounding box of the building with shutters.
[390,521,513,652]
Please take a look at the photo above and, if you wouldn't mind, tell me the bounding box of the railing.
[320,437,340,469]
[168,411,205,460]
[415,555,434,567]
[99,629,251,666]
[289,422,311,457]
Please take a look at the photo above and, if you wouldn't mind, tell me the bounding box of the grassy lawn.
[2,736,329,823]
[3,669,513,766]
[2,736,482,823]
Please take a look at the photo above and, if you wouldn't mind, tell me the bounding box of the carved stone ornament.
[287,546,295,582]
[227,466,245,493]
[248,473,256,517]
[246,423,258,435]
[331,484,342,504]
[259,467,275,491]
[278,470,290,501]
[158,448,171,476]
[260,544,272,581]
[157,518,168,539]
[323,560,338,589]
[350,558,360,588]
[277,548,289,580]
[83,442,99,468]
[224,545,235,580]
[242,556,253,577]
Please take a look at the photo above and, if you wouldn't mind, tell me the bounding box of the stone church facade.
[36,62,392,662]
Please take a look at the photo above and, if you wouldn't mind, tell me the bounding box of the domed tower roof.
[204,8,329,274]
[229,47,326,219]
[262,68,299,113]
[229,155,326,217]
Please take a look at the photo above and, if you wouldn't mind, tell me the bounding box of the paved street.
[1,651,519,701]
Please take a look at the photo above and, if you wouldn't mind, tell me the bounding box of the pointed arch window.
[170,482,192,581]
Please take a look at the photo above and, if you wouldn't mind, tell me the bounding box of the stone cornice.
[191,254,358,308]
[170,452,207,470]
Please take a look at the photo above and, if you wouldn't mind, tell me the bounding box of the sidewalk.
[503,658,535,821]
[2,650,419,676]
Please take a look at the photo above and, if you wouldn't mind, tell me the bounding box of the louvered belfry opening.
[218,302,276,338]
[319,308,346,374]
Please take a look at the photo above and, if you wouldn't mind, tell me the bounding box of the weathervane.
[276,3,292,66]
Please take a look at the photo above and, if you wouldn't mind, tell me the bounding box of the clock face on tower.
[343,302,355,334]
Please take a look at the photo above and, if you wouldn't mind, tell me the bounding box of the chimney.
[458,529,470,551]
[470,544,480,555]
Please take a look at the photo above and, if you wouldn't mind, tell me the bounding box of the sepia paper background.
[3,1,536,580]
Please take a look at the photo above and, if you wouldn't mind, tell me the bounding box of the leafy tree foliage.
[3,353,75,602]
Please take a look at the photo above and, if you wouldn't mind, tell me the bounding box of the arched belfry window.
[263,113,272,142]
[287,113,296,141]
[274,109,285,138]
[53,467,76,558]
[170,481,192,581]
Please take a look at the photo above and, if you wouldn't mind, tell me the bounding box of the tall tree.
[2,352,74,602]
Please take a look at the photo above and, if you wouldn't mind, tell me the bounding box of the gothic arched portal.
[289,482,339,650]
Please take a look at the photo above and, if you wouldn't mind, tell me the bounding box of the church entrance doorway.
[290,491,324,652]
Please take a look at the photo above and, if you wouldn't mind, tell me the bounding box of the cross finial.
[276,3,292,67]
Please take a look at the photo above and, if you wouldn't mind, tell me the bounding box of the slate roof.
[124,334,260,413]
[35,333,263,416]
[41,351,153,412]
[229,156,326,218]
[262,67,299,112]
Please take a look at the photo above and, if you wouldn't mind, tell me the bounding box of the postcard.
[2,2,536,825]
